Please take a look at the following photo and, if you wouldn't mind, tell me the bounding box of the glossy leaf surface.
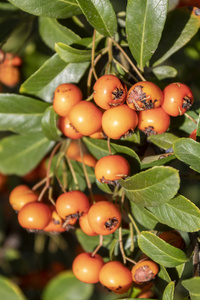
[119,166,180,207]
[126,0,168,69]
[76,0,117,37]
[138,231,188,267]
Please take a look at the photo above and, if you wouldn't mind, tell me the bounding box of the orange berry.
[53,83,82,117]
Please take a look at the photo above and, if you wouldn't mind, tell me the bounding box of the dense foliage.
[0,0,200,299]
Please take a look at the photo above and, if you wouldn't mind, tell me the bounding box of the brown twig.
[38,142,62,201]
[91,235,103,257]
[111,38,146,81]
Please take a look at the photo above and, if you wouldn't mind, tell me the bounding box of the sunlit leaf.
[42,271,93,300]
[152,65,177,80]
[55,43,91,63]
[148,194,200,232]
[0,94,49,134]
[138,231,188,267]
[0,133,55,176]
[126,0,168,70]
[7,0,81,18]
[20,54,89,103]
[41,106,61,141]
[163,282,175,300]
[182,277,200,300]
[39,17,81,51]
[0,275,26,300]
[119,166,180,207]
[173,138,200,173]
[76,0,117,37]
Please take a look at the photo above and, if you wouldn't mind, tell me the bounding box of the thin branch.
[113,58,138,82]
[38,142,62,201]
[111,38,146,81]
[128,213,141,236]
[87,48,108,96]
[92,235,103,257]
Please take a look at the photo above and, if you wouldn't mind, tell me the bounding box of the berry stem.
[105,37,113,74]
[48,186,56,206]
[87,48,108,96]
[91,29,98,81]
[119,226,137,265]
[185,112,197,124]
[113,58,138,82]
[78,139,94,201]
[38,141,62,202]
[189,232,200,277]
[65,156,79,190]
[107,137,112,155]
[91,235,103,257]
[128,213,141,236]
[110,38,146,82]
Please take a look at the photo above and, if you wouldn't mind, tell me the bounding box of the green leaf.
[130,202,159,230]
[76,0,117,37]
[173,138,200,173]
[39,17,81,51]
[0,133,55,176]
[42,271,93,300]
[55,43,91,63]
[0,275,26,300]
[76,228,129,253]
[7,0,81,18]
[138,231,188,267]
[152,8,200,66]
[119,166,180,207]
[41,106,61,141]
[20,54,89,103]
[182,277,200,300]
[163,282,175,300]
[0,94,49,134]
[126,0,168,70]
[96,179,114,194]
[141,154,176,170]
[148,132,179,150]
[158,265,171,283]
[148,194,200,232]
[152,65,177,80]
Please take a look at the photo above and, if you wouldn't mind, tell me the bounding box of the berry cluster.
[9,74,191,297]
[54,75,194,139]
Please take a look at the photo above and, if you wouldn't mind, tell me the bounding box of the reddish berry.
[162,82,194,116]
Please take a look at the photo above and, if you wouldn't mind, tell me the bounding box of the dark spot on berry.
[143,126,157,136]
[104,217,118,230]
[182,96,192,109]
